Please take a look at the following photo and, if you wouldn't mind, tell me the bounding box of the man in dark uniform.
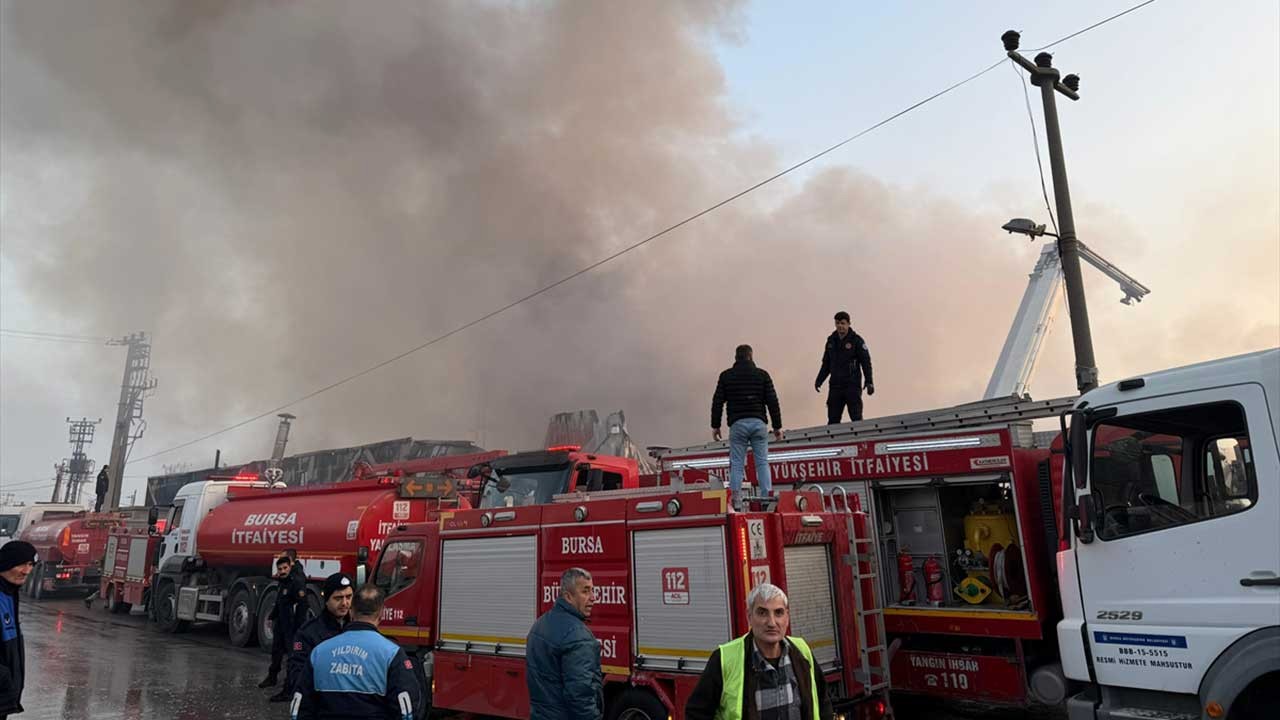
[815,311,875,423]
[0,541,37,720]
[94,465,110,512]
[285,573,353,701]
[291,584,421,720]
[261,554,309,700]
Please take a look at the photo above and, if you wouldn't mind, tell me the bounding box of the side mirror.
[466,464,483,479]
[1069,411,1090,491]
[357,546,369,563]
[148,506,160,525]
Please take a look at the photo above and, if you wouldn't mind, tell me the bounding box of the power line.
[129,0,1162,464]
[0,328,110,342]
[1028,0,1159,52]
[1011,62,1059,235]
[0,332,107,346]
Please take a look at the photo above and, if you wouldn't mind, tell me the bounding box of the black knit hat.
[0,541,37,572]
[321,572,353,598]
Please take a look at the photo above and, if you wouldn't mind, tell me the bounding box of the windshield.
[0,514,18,537]
[479,464,572,509]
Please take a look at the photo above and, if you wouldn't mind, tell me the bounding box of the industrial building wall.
[145,437,484,505]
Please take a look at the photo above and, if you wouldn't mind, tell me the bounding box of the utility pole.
[64,417,101,505]
[104,332,159,511]
[1003,30,1099,393]
[50,462,67,504]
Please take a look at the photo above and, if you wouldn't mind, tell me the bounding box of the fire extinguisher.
[924,556,945,606]
[897,551,916,604]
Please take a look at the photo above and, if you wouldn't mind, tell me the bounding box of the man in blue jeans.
[712,345,784,511]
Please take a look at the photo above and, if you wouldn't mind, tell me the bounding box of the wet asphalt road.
[18,595,1061,720]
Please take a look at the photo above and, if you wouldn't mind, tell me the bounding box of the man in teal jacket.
[525,567,602,720]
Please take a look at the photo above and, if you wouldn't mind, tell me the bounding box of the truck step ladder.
[656,395,1079,461]
[831,486,890,695]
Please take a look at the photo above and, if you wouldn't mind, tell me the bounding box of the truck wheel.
[228,587,258,647]
[154,582,189,633]
[608,688,668,720]
[29,564,44,601]
[256,585,279,655]
[106,584,124,614]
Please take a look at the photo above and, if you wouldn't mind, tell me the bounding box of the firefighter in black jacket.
[285,573,353,700]
[261,553,310,700]
[814,311,874,423]
[94,465,110,513]
[1,541,37,719]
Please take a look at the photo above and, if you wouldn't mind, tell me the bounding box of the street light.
[1002,218,1053,238]
[1003,29,1099,393]
[1004,217,1152,306]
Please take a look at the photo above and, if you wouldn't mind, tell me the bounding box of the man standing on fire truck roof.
[712,344,784,512]
[291,584,420,720]
[526,567,602,720]
[285,573,353,705]
[685,583,832,720]
[815,311,874,424]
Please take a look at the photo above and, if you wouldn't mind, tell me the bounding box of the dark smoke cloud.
[2,0,1275,494]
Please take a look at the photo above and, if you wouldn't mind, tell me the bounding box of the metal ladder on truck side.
[831,486,889,696]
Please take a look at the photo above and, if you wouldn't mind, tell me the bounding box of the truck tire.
[256,585,280,655]
[608,688,668,720]
[154,582,190,633]
[228,587,258,647]
[29,563,45,601]
[107,584,130,614]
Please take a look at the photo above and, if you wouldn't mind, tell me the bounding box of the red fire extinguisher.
[924,556,945,605]
[897,551,916,604]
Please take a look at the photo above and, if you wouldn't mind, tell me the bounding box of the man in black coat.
[815,311,874,423]
[262,554,309,700]
[0,541,38,719]
[712,345,783,512]
[94,465,110,512]
[285,573,352,700]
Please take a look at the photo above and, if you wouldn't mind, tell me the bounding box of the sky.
[2,0,1277,506]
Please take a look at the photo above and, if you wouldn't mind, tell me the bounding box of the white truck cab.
[0,503,82,547]
[157,480,258,569]
[1058,348,1279,720]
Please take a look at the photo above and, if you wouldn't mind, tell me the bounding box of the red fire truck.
[20,511,125,600]
[114,446,639,651]
[650,395,1077,709]
[373,485,892,720]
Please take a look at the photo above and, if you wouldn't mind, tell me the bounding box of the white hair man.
[685,583,832,720]
[525,567,603,720]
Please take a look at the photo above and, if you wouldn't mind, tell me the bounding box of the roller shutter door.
[783,544,840,671]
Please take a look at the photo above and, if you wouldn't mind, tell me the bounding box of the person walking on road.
[261,554,307,700]
[685,582,832,720]
[94,465,110,513]
[526,567,602,720]
[815,311,874,423]
[0,541,38,719]
[291,584,420,720]
[285,573,353,701]
[712,344,783,511]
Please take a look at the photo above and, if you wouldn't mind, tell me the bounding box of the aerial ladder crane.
[984,221,1150,399]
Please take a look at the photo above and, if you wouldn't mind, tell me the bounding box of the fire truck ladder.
[828,486,889,695]
[658,395,1080,463]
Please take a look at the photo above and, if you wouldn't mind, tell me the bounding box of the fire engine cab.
[374,485,892,720]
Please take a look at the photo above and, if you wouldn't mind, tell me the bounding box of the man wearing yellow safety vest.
[685,583,833,720]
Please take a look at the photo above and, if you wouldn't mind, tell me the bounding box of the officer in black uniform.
[262,553,310,700]
[285,573,353,700]
[291,584,421,720]
[815,311,875,423]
